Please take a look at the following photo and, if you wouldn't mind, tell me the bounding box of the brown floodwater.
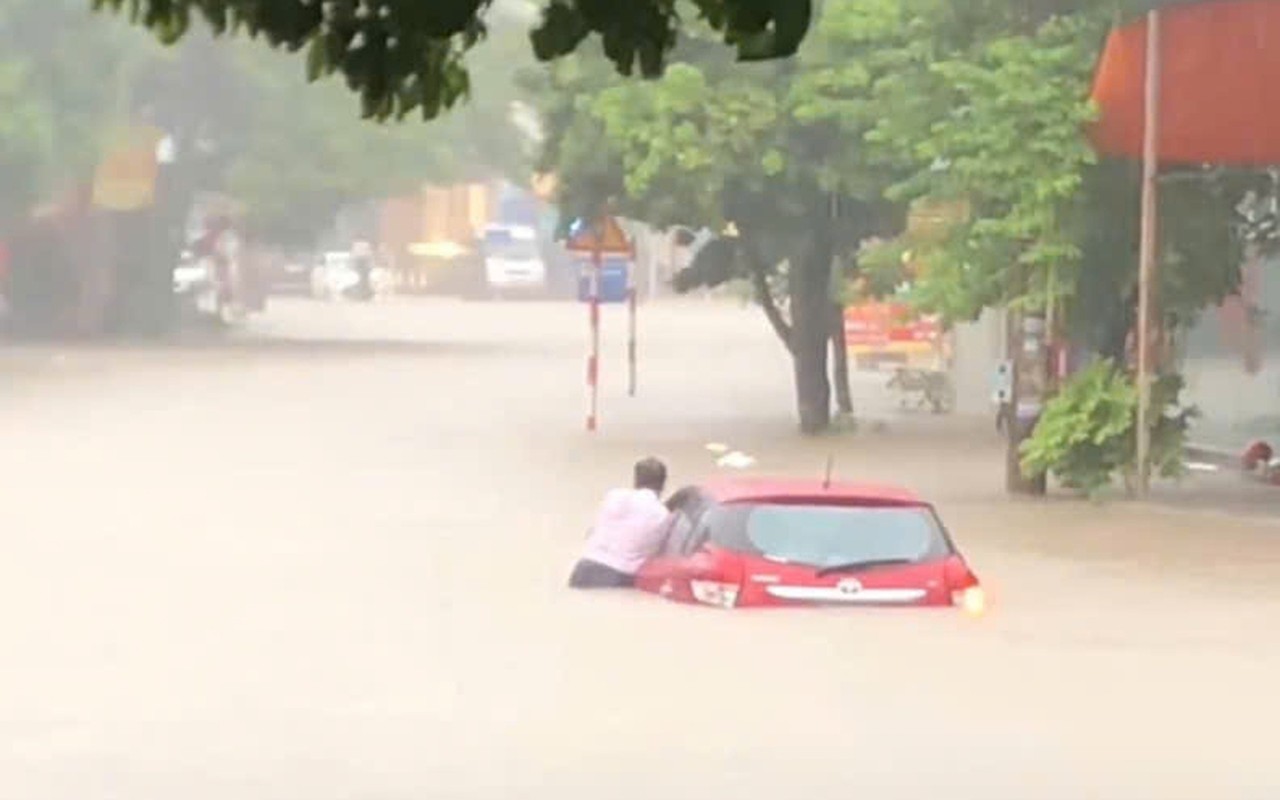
[1,297,1277,798]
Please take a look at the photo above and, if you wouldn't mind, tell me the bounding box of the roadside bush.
[1019,359,1198,498]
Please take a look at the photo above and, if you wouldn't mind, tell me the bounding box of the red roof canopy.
[1089,0,1280,166]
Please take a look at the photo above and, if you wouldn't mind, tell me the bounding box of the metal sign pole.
[627,241,637,397]
[647,235,659,303]
[1136,9,1162,496]
[586,225,602,432]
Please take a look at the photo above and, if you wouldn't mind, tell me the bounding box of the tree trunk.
[104,208,176,337]
[71,209,114,336]
[794,316,831,434]
[789,232,834,435]
[830,301,853,415]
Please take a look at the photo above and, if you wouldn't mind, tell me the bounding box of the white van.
[481,224,545,297]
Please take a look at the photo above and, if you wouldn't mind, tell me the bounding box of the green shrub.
[1019,359,1198,498]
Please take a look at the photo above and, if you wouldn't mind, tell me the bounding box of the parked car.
[634,477,985,611]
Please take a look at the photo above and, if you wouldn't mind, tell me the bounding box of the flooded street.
[2,297,1278,799]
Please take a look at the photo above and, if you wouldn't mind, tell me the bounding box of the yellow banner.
[91,125,165,211]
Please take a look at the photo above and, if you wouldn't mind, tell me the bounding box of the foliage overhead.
[93,0,814,121]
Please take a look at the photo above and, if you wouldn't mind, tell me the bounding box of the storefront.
[1181,251,1280,456]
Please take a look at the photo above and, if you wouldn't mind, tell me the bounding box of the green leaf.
[305,35,326,82]
[761,148,785,175]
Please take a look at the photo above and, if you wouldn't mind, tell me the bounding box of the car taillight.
[951,585,986,616]
[944,556,985,615]
[690,580,739,609]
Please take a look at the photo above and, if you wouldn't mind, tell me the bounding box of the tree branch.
[742,238,793,352]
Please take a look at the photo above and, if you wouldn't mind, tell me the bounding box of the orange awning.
[1089,0,1280,166]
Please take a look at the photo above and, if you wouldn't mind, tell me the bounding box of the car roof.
[697,476,925,507]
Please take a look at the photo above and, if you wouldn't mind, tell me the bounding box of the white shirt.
[580,488,670,575]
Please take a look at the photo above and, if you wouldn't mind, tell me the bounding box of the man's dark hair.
[633,457,668,493]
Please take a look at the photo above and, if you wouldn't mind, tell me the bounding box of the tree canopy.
[0,0,160,230]
[0,2,531,246]
[526,0,1268,434]
[852,0,1264,357]
[93,0,814,121]
[857,2,1107,324]
[526,2,916,432]
[215,23,532,244]
[71,0,1274,438]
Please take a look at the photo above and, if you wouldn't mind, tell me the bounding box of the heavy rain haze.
[3,1,1280,799]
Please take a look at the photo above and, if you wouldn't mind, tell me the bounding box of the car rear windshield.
[705,502,951,569]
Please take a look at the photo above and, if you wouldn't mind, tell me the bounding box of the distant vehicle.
[845,302,945,372]
[634,477,985,612]
[175,222,265,326]
[311,250,392,301]
[270,255,315,296]
[173,249,218,319]
[479,224,546,298]
[312,251,356,300]
[173,248,208,293]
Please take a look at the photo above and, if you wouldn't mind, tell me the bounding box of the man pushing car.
[568,457,671,589]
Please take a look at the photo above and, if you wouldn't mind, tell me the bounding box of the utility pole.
[1005,268,1049,495]
[1134,8,1163,496]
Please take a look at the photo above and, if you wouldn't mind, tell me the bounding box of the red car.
[634,477,984,611]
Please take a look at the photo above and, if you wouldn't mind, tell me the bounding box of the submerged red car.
[634,477,984,611]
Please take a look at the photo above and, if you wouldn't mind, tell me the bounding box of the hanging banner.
[91,124,166,212]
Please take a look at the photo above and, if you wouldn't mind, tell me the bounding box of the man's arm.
[638,502,678,559]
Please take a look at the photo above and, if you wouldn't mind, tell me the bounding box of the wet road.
[2,297,1278,799]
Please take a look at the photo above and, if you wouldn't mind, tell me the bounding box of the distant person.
[349,241,375,300]
[568,458,671,589]
[351,252,374,300]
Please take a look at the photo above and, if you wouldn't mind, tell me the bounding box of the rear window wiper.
[815,558,916,577]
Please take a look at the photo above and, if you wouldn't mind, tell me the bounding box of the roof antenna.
[823,454,835,489]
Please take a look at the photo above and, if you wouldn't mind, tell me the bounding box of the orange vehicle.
[844,301,946,372]
[845,301,954,413]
